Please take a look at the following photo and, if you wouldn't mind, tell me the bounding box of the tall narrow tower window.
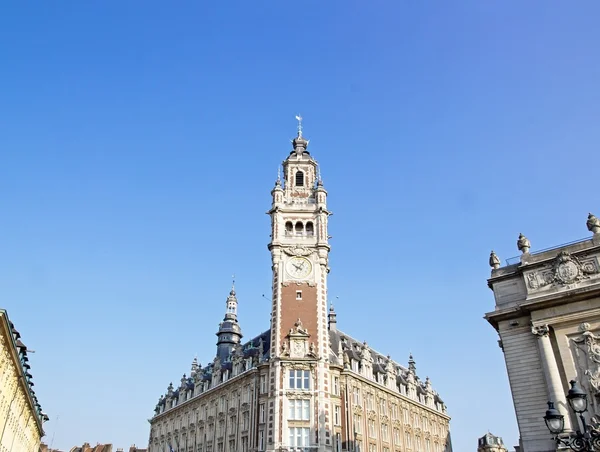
[295,222,304,235]
[306,222,314,236]
[295,171,304,187]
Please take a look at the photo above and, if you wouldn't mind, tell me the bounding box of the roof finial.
[277,166,281,183]
[231,274,236,293]
[295,114,303,138]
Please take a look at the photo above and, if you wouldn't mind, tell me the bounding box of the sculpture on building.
[588,213,600,235]
[517,233,531,254]
[572,323,600,413]
[489,251,501,270]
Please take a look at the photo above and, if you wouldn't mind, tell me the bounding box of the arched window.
[295,222,304,235]
[295,171,304,187]
[306,222,314,236]
[285,222,293,235]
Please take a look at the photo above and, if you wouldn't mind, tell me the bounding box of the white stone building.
[486,215,600,451]
[148,123,452,452]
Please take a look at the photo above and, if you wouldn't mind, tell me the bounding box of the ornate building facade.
[148,124,451,452]
[486,215,600,452]
[0,309,47,452]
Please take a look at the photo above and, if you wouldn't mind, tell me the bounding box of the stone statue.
[281,340,289,356]
[489,250,501,269]
[517,233,531,254]
[587,213,600,235]
[309,342,317,356]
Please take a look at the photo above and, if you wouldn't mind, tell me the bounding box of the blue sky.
[1,1,599,450]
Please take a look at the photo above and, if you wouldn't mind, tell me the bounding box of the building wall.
[149,366,269,452]
[0,311,45,452]
[486,231,600,452]
[336,369,450,452]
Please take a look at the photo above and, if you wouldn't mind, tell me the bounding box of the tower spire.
[295,114,303,138]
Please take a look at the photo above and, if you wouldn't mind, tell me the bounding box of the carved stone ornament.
[282,246,314,257]
[531,324,550,337]
[526,251,599,290]
[572,323,600,413]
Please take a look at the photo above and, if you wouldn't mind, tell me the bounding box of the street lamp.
[543,380,600,451]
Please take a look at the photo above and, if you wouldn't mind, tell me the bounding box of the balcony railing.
[504,236,592,266]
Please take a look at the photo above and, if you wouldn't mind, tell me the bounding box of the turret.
[216,282,243,361]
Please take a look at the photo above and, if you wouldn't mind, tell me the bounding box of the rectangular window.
[241,437,248,452]
[403,409,409,424]
[379,399,387,415]
[289,370,310,390]
[296,290,302,300]
[353,414,362,433]
[369,444,376,452]
[353,387,361,405]
[288,399,310,420]
[368,420,376,438]
[242,412,249,430]
[381,423,388,441]
[258,430,264,451]
[228,440,235,452]
[405,432,412,448]
[288,427,310,447]
[260,403,266,423]
[334,405,341,426]
[393,428,400,445]
[229,416,236,434]
[260,375,267,394]
[333,376,340,396]
[219,396,226,411]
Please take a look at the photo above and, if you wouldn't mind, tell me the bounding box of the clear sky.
[1,1,599,451]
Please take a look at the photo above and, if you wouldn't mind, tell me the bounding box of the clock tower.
[267,118,332,451]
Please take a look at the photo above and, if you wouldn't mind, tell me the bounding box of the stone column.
[531,324,572,431]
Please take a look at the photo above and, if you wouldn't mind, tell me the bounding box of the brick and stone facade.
[486,216,600,452]
[148,122,451,452]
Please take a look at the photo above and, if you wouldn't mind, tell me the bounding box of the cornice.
[485,285,600,329]
[0,310,44,436]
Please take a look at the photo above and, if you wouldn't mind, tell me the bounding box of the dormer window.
[295,171,304,187]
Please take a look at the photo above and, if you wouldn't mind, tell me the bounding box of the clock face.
[286,257,312,279]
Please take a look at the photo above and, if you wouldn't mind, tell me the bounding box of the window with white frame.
[260,374,267,393]
[258,430,264,451]
[259,403,266,423]
[353,387,361,405]
[379,398,387,415]
[393,428,400,445]
[334,405,341,426]
[333,376,340,395]
[381,423,389,441]
[289,370,310,390]
[353,414,362,433]
[405,432,412,448]
[296,290,302,300]
[416,436,422,452]
[369,444,376,452]
[288,427,310,448]
[368,420,376,438]
[289,399,310,420]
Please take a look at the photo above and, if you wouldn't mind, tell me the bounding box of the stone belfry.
[267,117,332,451]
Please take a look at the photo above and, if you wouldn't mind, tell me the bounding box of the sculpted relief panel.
[525,251,599,293]
[571,323,600,417]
